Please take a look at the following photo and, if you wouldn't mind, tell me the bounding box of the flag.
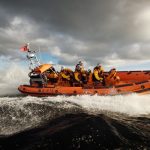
[20,44,29,52]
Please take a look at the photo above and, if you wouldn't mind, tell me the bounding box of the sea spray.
[55,94,150,116]
[0,94,150,135]
[0,63,28,96]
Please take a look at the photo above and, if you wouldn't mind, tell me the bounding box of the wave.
[0,94,150,135]
[1,112,150,149]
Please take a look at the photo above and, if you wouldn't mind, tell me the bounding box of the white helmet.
[97,63,102,67]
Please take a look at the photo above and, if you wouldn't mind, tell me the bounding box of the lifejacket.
[93,66,104,81]
[74,71,81,82]
[60,68,73,81]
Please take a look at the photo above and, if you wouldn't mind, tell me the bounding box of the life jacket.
[60,68,73,80]
[93,66,104,81]
[99,67,104,75]
[74,71,81,82]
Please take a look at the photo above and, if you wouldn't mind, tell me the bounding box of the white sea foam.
[0,94,150,116]
[0,63,28,96]
[45,94,150,116]
[0,94,150,135]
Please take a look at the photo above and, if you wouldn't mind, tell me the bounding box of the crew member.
[60,67,73,81]
[75,61,84,72]
[74,61,87,83]
[106,68,120,86]
[107,68,117,80]
[46,66,58,82]
[93,63,105,84]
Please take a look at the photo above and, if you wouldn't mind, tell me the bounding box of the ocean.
[0,94,150,149]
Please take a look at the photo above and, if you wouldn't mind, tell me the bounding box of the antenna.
[38,46,42,63]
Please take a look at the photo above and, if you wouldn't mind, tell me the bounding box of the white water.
[43,94,150,116]
[0,63,28,96]
[67,94,150,116]
[0,94,150,135]
[0,94,150,116]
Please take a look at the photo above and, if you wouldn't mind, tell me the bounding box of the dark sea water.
[0,94,150,150]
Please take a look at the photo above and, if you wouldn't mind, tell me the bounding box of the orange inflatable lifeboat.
[18,48,150,96]
[18,67,150,96]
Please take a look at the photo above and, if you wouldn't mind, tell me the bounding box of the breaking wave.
[0,94,150,135]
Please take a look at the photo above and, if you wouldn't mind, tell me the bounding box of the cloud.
[0,0,150,68]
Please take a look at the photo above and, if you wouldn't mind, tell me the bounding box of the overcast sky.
[0,0,150,70]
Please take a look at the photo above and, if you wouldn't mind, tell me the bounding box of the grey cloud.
[0,0,150,66]
[0,0,149,40]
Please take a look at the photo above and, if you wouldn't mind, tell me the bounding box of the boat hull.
[18,80,150,96]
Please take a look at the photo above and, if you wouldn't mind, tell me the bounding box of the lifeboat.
[18,66,150,96]
[18,46,150,96]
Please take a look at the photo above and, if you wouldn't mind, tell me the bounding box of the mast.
[27,51,41,70]
[26,43,41,70]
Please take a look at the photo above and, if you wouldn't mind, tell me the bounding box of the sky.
[0,0,150,71]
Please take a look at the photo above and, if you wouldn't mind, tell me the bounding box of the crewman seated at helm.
[105,68,120,86]
[74,61,87,84]
[93,63,105,84]
[60,66,73,81]
[46,66,58,82]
